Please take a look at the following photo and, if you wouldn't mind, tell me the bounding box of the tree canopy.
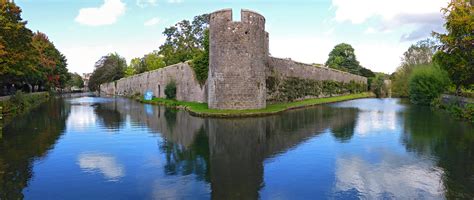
[433,0,473,91]
[0,1,69,94]
[325,43,374,78]
[88,53,126,91]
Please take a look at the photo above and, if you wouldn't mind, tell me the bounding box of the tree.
[143,51,166,71]
[433,0,474,92]
[391,38,438,97]
[408,64,450,105]
[88,53,126,91]
[31,31,69,90]
[0,1,38,91]
[325,43,361,75]
[191,29,209,85]
[158,14,209,66]
[67,72,84,88]
[129,57,146,74]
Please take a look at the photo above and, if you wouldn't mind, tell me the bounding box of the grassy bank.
[0,91,50,126]
[140,92,374,118]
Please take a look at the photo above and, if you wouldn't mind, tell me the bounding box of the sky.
[15,0,449,74]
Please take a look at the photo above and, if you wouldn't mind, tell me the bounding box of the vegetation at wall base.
[139,92,374,118]
[0,91,50,126]
[164,81,177,99]
[266,76,367,102]
[432,97,474,123]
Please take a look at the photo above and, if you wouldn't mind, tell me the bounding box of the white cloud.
[331,0,446,41]
[136,0,157,8]
[168,0,182,3]
[144,17,161,26]
[75,0,126,26]
[78,152,125,181]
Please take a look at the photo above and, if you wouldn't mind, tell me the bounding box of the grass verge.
[1,91,50,126]
[139,92,374,118]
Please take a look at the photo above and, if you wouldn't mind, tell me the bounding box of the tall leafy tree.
[143,51,166,71]
[31,31,69,89]
[433,0,474,92]
[88,53,126,91]
[158,14,209,66]
[0,1,37,89]
[325,43,361,75]
[129,57,146,74]
[392,38,437,97]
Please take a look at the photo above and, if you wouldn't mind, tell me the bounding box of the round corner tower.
[208,9,268,110]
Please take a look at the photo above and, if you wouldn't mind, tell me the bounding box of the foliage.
[371,74,388,98]
[433,0,474,91]
[123,66,136,77]
[266,76,367,102]
[143,51,166,71]
[129,57,146,74]
[88,53,126,91]
[0,2,69,93]
[191,29,209,85]
[432,97,474,123]
[165,80,177,99]
[408,65,451,105]
[158,14,209,66]
[67,72,84,88]
[325,43,374,77]
[0,91,50,124]
[391,39,438,97]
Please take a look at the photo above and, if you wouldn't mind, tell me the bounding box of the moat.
[1,97,473,199]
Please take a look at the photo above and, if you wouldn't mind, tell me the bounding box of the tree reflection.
[0,99,70,199]
[93,102,124,130]
[402,105,474,199]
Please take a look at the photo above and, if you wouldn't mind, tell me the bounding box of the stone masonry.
[100,9,367,110]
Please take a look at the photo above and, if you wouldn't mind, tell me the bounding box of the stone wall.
[208,9,267,110]
[268,57,367,84]
[100,62,206,103]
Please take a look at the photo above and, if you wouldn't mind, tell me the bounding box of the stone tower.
[208,9,269,110]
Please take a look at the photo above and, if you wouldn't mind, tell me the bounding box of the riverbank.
[139,92,375,118]
[0,92,50,126]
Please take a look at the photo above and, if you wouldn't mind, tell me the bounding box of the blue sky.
[16,0,448,74]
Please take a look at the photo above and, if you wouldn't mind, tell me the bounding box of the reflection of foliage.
[164,108,177,132]
[0,99,70,199]
[160,128,210,182]
[329,108,358,143]
[94,103,124,130]
[402,105,474,199]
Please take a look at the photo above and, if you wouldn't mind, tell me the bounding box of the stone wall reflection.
[107,99,359,199]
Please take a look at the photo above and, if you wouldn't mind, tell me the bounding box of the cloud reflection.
[78,152,125,181]
[334,152,445,199]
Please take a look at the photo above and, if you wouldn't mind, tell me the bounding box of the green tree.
[433,0,474,92]
[129,57,146,74]
[408,64,450,105]
[370,74,388,98]
[325,43,361,75]
[0,1,38,91]
[67,72,84,88]
[392,39,437,97]
[143,52,166,71]
[88,53,126,91]
[191,29,209,85]
[158,14,209,66]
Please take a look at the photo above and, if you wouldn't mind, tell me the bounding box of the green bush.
[408,65,450,105]
[165,81,177,99]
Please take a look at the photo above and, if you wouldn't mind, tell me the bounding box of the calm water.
[0,97,473,199]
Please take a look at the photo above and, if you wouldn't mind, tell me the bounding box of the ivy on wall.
[267,76,367,102]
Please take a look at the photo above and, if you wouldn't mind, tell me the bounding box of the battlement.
[210,9,265,30]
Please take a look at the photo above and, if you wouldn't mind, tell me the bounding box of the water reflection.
[0,99,70,200]
[77,152,125,181]
[0,97,473,199]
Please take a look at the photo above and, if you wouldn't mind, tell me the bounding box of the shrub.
[370,74,387,98]
[165,81,177,99]
[408,65,450,105]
